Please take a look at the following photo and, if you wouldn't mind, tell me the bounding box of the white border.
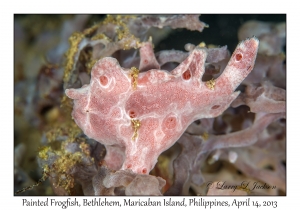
[5,1,297,209]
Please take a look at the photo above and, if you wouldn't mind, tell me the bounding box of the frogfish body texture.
[66,37,259,174]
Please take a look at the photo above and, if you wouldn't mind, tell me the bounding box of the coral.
[38,137,166,196]
[65,37,259,174]
[231,80,286,113]
[238,20,285,56]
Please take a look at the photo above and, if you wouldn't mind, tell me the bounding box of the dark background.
[15,14,286,54]
[155,14,286,53]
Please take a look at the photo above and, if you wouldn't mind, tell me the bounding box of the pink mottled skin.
[65,38,259,174]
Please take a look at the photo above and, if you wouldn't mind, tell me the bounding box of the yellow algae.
[130,67,139,90]
[206,78,216,90]
[131,119,141,140]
